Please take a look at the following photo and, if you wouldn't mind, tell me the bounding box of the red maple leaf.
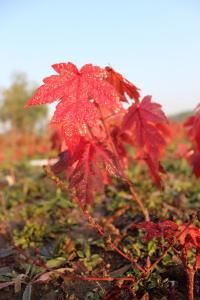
[178,224,200,250]
[137,220,178,241]
[105,66,140,102]
[142,154,165,187]
[185,104,200,150]
[68,139,122,207]
[121,96,169,185]
[25,62,121,153]
[184,105,200,178]
[178,224,200,269]
[190,150,200,177]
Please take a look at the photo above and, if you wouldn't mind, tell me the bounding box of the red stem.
[187,266,194,300]
[58,275,135,282]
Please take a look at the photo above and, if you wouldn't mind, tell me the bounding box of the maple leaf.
[142,154,165,187]
[121,96,169,185]
[178,224,200,269]
[25,62,121,153]
[138,220,178,241]
[105,66,140,102]
[184,105,200,178]
[185,104,200,150]
[110,126,132,169]
[178,224,200,250]
[190,150,200,177]
[68,139,122,207]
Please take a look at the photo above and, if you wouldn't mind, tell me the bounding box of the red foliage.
[196,253,200,269]
[170,121,186,142]
[138,220,200,270]
[185,105,200,150]
[68,139,122,206]
[121,96,169,186]
[184,105,200,177]
[178,224,200,269]
[110,126,131,169]
[26,63,122,153]
[178,224,200,250]
[190,150,200,177]
[138,220,178,241]
[175,143,190,158]
[174,143,200,176]
[0,153,4,163]
[25,61,170,205]
[50,128,63,152]
[105,66,140,102]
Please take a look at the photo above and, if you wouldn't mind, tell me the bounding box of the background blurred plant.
[0,72,48,134]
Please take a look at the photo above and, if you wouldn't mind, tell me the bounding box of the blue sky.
[1,0,200,114]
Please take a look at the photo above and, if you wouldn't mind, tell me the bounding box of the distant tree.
[0,73,48,133]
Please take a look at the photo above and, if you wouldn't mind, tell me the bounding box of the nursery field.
[1,63,200,300]
[0,136,200,300]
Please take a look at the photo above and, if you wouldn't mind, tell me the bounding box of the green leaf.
[85,244,91,258]
[77,250,84,258]
[148,240,157,257]
[46,257,66,268]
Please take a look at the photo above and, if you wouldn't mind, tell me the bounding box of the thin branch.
[45,165,146,274]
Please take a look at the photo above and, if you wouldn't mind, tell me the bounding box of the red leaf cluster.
[185,105,200,150]
[184,105,200,177]
[68,139,122,206]
[178,224,200,250]
[25,62,170,206]
[138,220,178,241]
[121,96,169,186]
[139,221,200,268]
[178,224,200,268]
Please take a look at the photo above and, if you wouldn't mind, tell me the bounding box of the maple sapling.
[25,62,169,215]
[25,61,170,283]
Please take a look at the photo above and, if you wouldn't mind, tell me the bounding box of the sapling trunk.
[187,266,194,300]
